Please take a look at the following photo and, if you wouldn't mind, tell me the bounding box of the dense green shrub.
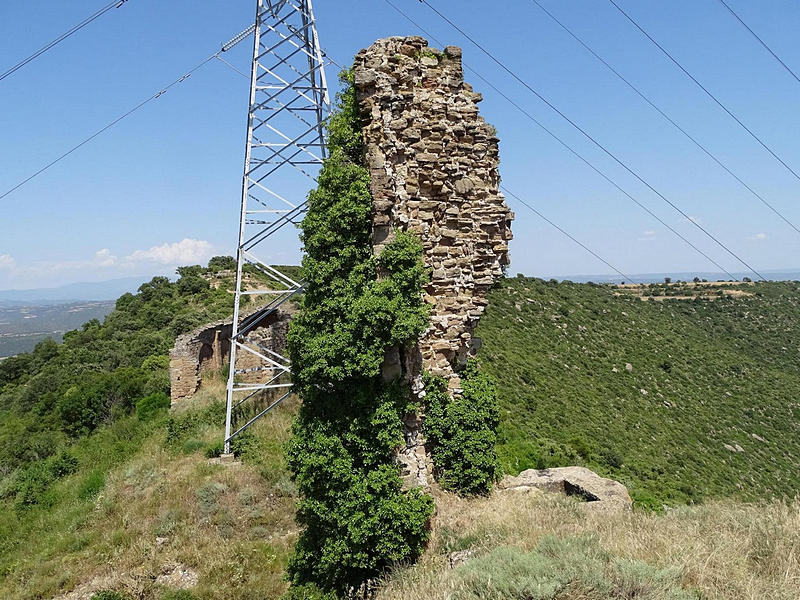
[205,440,224,459]
[208,255,237,272]
[424,362,500,495]
[283,583,338,600]
[136,392,171,421]
[7,449,79,509]
[77,469,106,499]
[285,71,434,596]
[165,402,226,447]
[0,256,247,518]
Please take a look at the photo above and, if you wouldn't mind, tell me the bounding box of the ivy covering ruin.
[287,34,514,596]
[285,72,433,597]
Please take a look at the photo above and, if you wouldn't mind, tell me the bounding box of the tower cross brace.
[224,0,330,453]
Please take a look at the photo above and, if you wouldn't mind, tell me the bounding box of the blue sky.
[1,0,799,289]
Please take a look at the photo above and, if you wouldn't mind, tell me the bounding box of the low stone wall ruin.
[169,308,293,405]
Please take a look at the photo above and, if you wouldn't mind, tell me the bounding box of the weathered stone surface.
[498,467,633,511]
[168,307,293,405]
[354,36,513,487]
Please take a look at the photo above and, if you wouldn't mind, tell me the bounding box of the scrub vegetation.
[1,275,799,598]
[478,277,800,508]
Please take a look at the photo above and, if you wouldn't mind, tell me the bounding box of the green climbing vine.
[423,361,501,496]
[285,71,433,597]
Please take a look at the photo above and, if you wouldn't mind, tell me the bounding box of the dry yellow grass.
[377,490,800,600]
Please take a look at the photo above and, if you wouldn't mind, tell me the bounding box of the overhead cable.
[388,0,741,280]
[608,0,800,184]
[417,0,765,281]
[529,0,800,237]
[0,25,254,202]
[500,185,638,283]
[386,0,738,280]
[715,0,800,86]
[220,35,640,284]
[0,0,132,83]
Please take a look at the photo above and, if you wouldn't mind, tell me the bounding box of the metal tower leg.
[224,0,330,453]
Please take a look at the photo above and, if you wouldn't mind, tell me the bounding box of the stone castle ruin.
[169,36,513,488]
[169,308,293,404]
[354,36,514,485]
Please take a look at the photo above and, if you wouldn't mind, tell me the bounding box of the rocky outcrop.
[498,467,633,511]
[169,308,293,405]
[353,36,514,486]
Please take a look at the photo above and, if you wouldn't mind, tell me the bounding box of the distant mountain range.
[0,277,146,306]
[0,278,148,356]
[4,269,799,307]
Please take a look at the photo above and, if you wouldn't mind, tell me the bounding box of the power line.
[416,0,765,281]
[528,0,800,237]
[384,0,739,280]
[500,185,637,283]
[716,0,800,85]
[607,0,800,184]
[0,0,131,83]
[0,26,254,202]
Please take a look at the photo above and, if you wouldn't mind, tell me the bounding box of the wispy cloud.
[125,238,214,265]
[748,232,767,241]
[637,230,656,242]
[0,254,14,269]
[94,248,117,267]
[0,239,216,289]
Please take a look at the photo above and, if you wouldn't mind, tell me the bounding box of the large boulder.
[498,466,632,511]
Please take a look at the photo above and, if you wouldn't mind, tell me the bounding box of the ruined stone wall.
[354,36,513,485]
[169,308,293,405]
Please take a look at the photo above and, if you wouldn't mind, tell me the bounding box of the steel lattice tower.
[224,0,330,453]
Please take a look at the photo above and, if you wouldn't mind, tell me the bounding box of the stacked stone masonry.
[354,37,514,486]
[169,308,293,405]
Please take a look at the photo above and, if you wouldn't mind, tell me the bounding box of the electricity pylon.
[224,0,330,454]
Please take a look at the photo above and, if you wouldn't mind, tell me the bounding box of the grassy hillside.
[376,490,800,600]
[0,257,304,599]
[0,380,299,600]
[2,272,799,598]
[477,278,800,507]
[5,381,797,600]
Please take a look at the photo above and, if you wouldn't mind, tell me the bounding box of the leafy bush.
[77,469,106,499]
[9,450,79,509]
[0,257,237,480]
[208,255,237,272]
[424,362,500,495]
[283,583,339,600]
[165,402,225,446]
[47,450,79,478]
[205,440,224,458]
[136,392,171,421]
[285,70,434,596]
